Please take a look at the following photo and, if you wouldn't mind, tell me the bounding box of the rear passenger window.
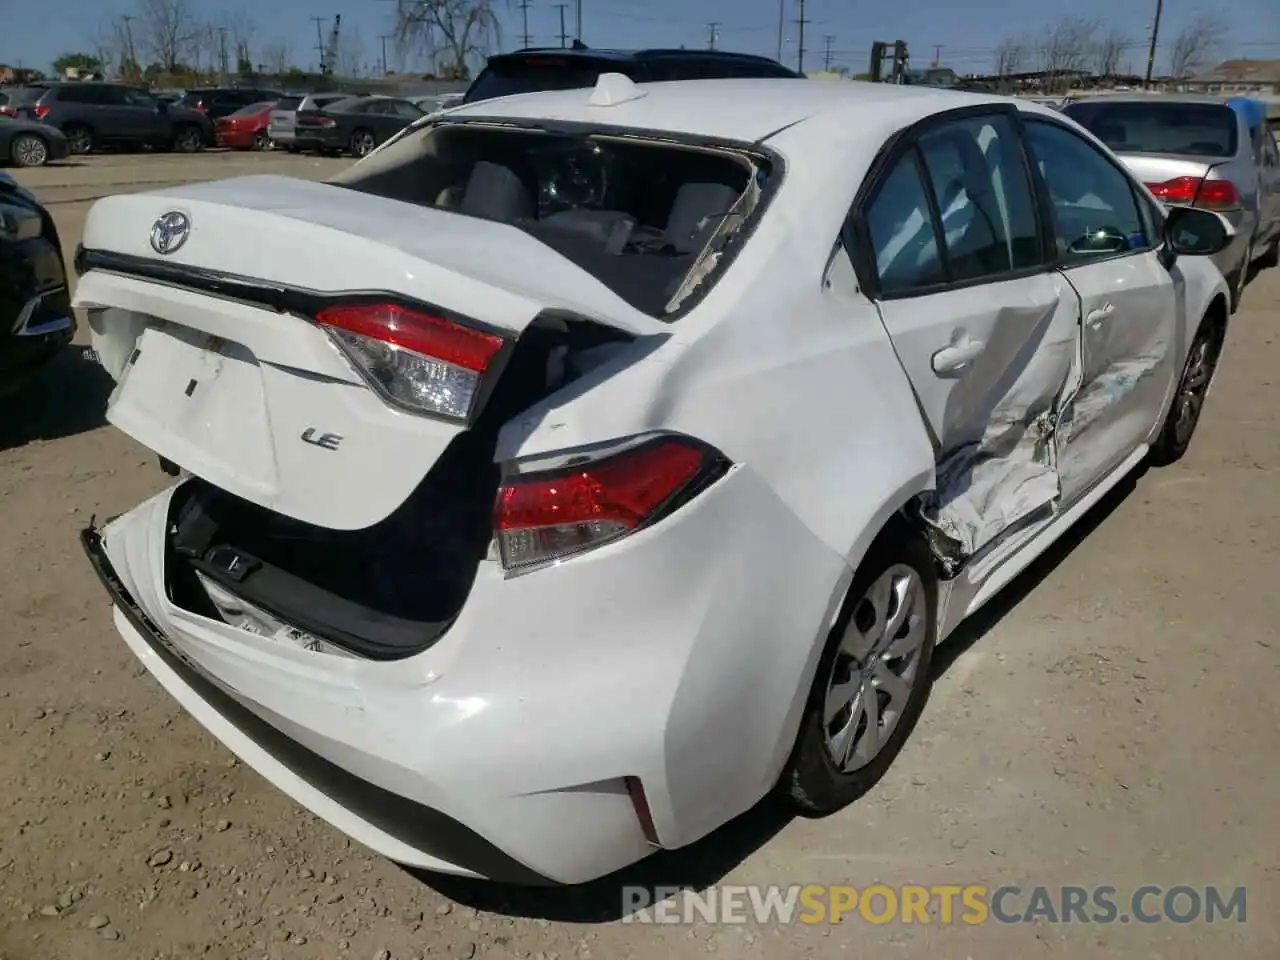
[1023,119,1150,264]
[863,153,945,295]
[916,114,1042,281]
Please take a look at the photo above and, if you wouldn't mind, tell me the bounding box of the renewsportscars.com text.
[621,884,1247,925]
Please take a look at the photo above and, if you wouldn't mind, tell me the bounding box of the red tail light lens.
[1145,176,1241,210]
[494,435,727,571]
[315,303,506,422]
[33,105,49,120]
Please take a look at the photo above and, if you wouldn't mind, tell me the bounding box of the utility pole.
[775,0,784,63]
[575,0,582,43]
[379,34,392,75]
[555,4,569,48]
[823,34,834,70]
[311,16,328,74]
[519,0,533,47]
[933,44,942,66]
[119,15,137,79]
[706,23,719,51]
[1144,0,1163,89]
[795,0,809,74]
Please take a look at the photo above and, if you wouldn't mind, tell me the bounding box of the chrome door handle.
[1086,303,1116,326]
[932,336,985,374]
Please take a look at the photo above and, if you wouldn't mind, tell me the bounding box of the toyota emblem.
[150,211,190,255]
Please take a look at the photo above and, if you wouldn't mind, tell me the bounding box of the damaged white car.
[75,75,1233,885]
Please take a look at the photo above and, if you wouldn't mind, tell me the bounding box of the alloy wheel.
[1172,331,1218,449]
[65,126,92,154]
[823,563,929,773]
[352,131,375,157]
[11,134,48,167]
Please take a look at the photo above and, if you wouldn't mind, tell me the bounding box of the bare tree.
[1039,16,1098,91]
[337,24,365,78]
[222,8,256,69]
[138,0,197,71]
[1094,25,1128,78]
[94,21,129,78]
[1169,12,1228,79]
[394,0,506,80]
[994,34,1030,77]
[261,40,291,76]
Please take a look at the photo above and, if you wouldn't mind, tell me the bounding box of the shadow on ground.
[0,345,112,450]
[409,465,1145,923]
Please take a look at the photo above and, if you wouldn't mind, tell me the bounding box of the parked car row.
[1061,93,1280,312]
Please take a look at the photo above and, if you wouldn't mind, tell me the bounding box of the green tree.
[51,52,102,76]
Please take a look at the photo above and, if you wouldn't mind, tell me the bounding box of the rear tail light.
[33,105,49,120]
[1145,176,1241,211]
[314,302,506,422]
[494,434,729,572]
[0,107,14,117]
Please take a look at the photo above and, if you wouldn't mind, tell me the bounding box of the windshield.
[335,122,769,318]
[319,97,361,113]
[464,58,634,103]
[1064,101,1239,158]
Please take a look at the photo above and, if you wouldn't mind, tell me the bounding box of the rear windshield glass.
[1064,101,1239,158]
[464,58,634,103]
[3,88,42,106]
[335,123,770,318]
[229,101,273,118]
[274,96,302,111]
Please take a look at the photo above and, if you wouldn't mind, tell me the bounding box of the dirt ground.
[1,150,1277,960]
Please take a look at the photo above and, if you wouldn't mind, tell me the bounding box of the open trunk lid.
[74,175,657,531]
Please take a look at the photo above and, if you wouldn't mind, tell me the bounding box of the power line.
[707,22,720,51]
[554,3,570,48]
[519,0,534,48]
[795,0,809,73]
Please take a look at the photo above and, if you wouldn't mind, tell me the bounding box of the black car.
[1,116,70,167]
[177,86,284,120]
[0,175,74,397]
[28,82,214,155]
[293,96,426,157]
[463,44,802,103]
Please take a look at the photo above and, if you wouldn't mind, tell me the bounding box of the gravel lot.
[1,150,1278,960]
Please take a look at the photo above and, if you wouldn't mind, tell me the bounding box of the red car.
[214,101,276,150]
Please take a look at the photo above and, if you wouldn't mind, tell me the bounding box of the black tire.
[63,123,93,155]
[252,130,271,151]
[10,132,50,167]
[1148,306,1225,467]
[1258,237,1280,270]
[782,524,938,815]
[173,125,203,153]
[349,128,376,158]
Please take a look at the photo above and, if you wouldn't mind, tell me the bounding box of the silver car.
[1063,94,1280,311]
[267,93,353,151]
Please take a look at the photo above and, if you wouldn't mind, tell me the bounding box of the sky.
[2,0,1278,79]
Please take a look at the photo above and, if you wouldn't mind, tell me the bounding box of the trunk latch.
[203,545,262,583]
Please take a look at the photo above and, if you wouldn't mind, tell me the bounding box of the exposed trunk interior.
[164,318,633,661]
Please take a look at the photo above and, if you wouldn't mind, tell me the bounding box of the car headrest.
[460,161,535,222]
[664,182,740,254]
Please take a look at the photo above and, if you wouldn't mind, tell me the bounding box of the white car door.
[853,108,1084,564]
[1020,117,1179,502]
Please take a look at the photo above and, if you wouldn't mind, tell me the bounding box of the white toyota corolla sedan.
[73,75,1232,885]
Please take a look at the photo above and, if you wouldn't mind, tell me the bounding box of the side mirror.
[1162,205,1234,260]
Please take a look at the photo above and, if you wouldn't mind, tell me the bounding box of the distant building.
[1185,60,1280,95]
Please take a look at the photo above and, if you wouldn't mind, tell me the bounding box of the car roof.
[490,46,796,67]
[442,77,1020,145]
[1066,92,1240,107]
